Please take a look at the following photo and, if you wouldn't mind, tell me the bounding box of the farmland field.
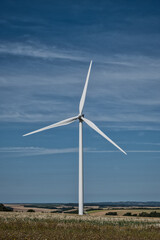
[1,211,160,240]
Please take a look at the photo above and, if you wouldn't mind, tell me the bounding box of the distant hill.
[84,202,160,207]
[22,201,160,209]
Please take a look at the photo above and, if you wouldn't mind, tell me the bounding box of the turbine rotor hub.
[78,114,84,121]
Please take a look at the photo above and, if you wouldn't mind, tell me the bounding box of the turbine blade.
[23,116,78,137]
[82,117,127,155]
[79,60,92,114]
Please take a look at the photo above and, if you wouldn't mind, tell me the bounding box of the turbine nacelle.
[78,114,84,121]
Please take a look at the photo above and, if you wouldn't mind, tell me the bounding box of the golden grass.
[0,212,160,240]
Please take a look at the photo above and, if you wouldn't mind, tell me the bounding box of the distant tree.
[123,212,132,216]
[65,210,78,214]
[139,212,149,217]
[0,204,13,212]
[51,210,62,213]
[139,211,160,218]
[149,211,160,217]
[105,212,117,215]
[27,209,35,212]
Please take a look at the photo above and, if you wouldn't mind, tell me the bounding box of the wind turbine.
[23,60,127,215]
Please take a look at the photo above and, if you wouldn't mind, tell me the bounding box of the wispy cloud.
[0,147,79,156]
[0,42,85,61]
[1,147,160,157]
[119,142,160,146]
[88,150,160,153]
[0,40,160,130]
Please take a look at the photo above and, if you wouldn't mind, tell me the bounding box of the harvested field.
[4,204,54,213]
[89,208,160,217]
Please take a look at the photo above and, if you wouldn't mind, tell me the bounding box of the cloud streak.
[0,42,85,61]
[1,147,160,157]
[0,147,78,156]
[0,40,160,131]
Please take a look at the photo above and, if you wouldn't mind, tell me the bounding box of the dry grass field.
[0,211,160,240]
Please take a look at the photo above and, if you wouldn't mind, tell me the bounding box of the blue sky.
[0,0,160,203]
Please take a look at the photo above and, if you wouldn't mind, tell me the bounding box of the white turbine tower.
[23,61,127,215]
